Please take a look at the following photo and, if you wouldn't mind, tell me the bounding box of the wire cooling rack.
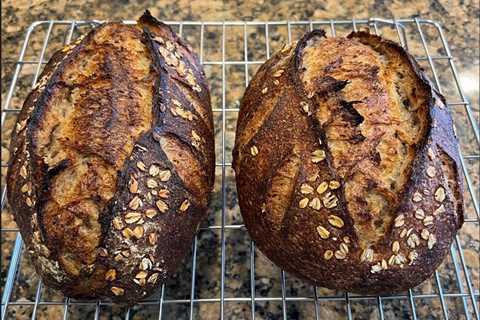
[1,17,479,320]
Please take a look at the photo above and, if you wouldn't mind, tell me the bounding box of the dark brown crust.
[233,30,463,294]
[7,11,214,303]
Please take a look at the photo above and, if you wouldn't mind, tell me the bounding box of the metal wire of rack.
[1,17,479,319]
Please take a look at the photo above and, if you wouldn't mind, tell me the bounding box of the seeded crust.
[233,30,463,294]
[7,11,214,303]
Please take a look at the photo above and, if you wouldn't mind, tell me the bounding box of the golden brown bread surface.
[233,30,463,294]
[7,11,214,303]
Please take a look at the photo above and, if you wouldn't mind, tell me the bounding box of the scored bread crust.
[233,30,463,294]
[7,11,214,303]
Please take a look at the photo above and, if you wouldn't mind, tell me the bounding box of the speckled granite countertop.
[1,1,478,319]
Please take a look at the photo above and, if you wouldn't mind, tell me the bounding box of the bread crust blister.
[7,11,214,303]
[233,30,463,294]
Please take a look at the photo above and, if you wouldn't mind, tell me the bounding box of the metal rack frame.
[1,17,479,319]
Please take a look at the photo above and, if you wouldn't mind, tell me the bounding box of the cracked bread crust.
[233,30,463,294]
[7,11,214,303]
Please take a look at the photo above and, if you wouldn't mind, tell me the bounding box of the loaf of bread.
[233,30,463,294]
[7,11,214,303]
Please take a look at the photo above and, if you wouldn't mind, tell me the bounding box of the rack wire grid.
[1,17,479,320]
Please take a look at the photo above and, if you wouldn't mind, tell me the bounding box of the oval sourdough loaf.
[233,30,464,294]
[7,11,214,303]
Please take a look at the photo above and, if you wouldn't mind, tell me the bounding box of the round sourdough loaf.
[7,11,214,303]
[233,30,463,294]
